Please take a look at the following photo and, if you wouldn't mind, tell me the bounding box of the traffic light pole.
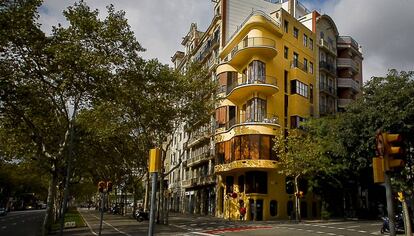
[98,192,105,236]
[148,172,158,236]
[384,171,396,236]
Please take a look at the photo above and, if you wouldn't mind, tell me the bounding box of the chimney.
[288,0,295,18]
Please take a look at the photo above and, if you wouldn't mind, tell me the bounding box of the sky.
[38,0,414,82]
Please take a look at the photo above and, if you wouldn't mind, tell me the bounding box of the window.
[303,34,308,47]
[303,58,308,72]
[215,106,227,128]
[284,20,289,33]
[284,46,289,59]
[287,201,294,217]
[238,175,245,192]
[309,38,313,50]
[270,200,278,216]
[290,80,308,97]
[310,84,313,104]
[245,97,267,122]
[309,62,314,74]
[293,27,298,39]
[285,177,294,194]
[284,70,288,93]
[226,176,234,194]
[290,115,305,129]
[293,52,298,67]
[246,171,267,194]
[247,60,266,83]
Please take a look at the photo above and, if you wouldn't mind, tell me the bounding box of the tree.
[0,1,144,234]
[274,129,330,221]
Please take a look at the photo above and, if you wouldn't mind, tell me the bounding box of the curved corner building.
[168,0,363,221]
[214,1,317,221]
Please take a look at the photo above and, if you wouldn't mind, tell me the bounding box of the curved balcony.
[215,113,279,135]
[215,159,278,174]
[226,75,278,103]
[226,37,277,70]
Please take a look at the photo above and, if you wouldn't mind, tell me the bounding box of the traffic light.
[107,181,113,192]
[397,192,404,202]
[383,133,405,170]
[295,191,304,198]
[372,157,385,183]
[98,181,106,193]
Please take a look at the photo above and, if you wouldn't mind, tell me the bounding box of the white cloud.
[38,0,213,65]
[38,0,414,81]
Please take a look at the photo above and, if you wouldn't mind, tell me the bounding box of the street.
[70,209,386,236]
[0,209,45,236]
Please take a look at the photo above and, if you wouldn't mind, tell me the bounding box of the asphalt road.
[0,209,45,236]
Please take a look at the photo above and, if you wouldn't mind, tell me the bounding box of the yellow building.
[213,2,318,220]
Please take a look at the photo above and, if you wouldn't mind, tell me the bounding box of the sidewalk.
[50,209,188,236]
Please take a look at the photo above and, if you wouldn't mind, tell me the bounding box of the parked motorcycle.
[135,209,149,222]
[381,213,405,234]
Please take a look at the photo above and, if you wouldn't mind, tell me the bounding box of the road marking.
[190,232,217,236]
[79,212,98,235]
[346,225,360,228]
[358,230,367,233]
[370,232,381,235]
[327,233,336,236]
[347,228,356,231]
[90,214,132,236]
[1,226,6,229]
[316,231,324,234]
[338,227,345,229]
[12,223,16,225]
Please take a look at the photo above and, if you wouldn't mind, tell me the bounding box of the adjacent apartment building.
[166,0,363,221]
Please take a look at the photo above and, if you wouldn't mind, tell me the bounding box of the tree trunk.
[132,183,137,217]
[42,170,58,236]
[294,175,301,222]
[402,199,412,236]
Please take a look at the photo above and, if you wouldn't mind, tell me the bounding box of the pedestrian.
[239,205,246,221]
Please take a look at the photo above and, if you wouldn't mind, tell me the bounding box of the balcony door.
[247,60,265,83]
[245,97,267,122]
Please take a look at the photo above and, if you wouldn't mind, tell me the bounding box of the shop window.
[270,200,278,216]
[246,171,267,194]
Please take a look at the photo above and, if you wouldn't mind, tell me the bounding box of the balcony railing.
[291,60,308,73]
[319,82,336,95]
[216,113,279,132]
[226,75,278,95]
[188,126,212,145]
[319,38,337,55]
[229,37,276,59]
[338,36,360,52]
[187,150,212,166]
[337,58,359,72]
[337,78,361,92]
[319,61,336,75]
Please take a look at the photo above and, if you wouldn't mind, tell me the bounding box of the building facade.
[167,0,363,221]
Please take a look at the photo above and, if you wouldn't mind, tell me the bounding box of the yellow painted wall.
[214,9,318,221]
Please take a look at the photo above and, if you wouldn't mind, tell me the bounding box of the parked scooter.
[135,209,149,222]
[381,213,405,234]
